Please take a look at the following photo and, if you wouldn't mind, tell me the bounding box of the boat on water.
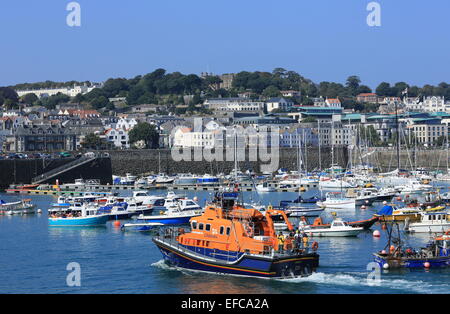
[317,192,356,210]
[374,203,446,223]
[318,177,355,189]
[300,216,378,230]
[137,195,202,225]
[299,217,364,237]
[255,182,276,193]
[0,199,36,215]
[152,191,320,278]
[121,222,163,232]
[345,188,381,206]
[404,212,450,233]
[373,224,450,269]
[280,195,323,206]
[48,203,109,226]
[283,205,324,218]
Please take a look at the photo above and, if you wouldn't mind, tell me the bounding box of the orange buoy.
[424,262,430,268]
[381,223,387,230]
[396,197,402,201]
[113,220,121,227]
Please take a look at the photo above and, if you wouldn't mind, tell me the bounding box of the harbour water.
[1,190,449,294]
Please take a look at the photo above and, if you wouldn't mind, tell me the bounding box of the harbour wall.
[108,147,348,176]
[372,149,450,171]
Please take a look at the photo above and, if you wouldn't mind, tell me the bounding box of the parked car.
[59,152,72,158]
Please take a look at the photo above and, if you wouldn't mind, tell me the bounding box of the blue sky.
[0,0,448,89]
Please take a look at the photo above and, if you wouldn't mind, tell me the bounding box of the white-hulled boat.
[317,192,356,210]
[395,180,433,194]
[299,218,364,237]
[284,205,324,217]
[319,178,356,189]
[256,182,276,192]
[405,212,450,233]
[0,199,36,215]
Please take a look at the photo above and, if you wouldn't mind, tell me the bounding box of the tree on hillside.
[346,76,361,96]
[129,122,160,149]
[81,133,111,150]
[20,93,39,105]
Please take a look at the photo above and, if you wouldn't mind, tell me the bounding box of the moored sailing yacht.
[152,191,320,278]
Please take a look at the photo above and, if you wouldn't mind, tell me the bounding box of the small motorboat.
[373,224,450,269]
[299,217,364,237]
[121,222,163,232]
[301,216,378,230]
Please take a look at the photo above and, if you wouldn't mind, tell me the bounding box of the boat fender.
[312,241,319,251]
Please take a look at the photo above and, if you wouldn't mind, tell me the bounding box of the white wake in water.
[152,260,449,293]
[281,272,450,294]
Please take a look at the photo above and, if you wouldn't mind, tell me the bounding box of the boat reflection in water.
[152,190,319,279]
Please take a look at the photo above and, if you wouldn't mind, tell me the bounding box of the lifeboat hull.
[153,237,319,279]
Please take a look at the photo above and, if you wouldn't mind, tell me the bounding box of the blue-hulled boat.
[48,203,109,227]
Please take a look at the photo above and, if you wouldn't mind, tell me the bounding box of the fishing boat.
[374,203,446,223]
[152,191,320,278]
[373,224,450,269]
[0,199,36,215]
[404,212,450,233]
[299,217,364,237]
[317,192,356,210]
[48,203,109,226]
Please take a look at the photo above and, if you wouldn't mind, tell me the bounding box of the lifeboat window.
[226,227,231,236]
[205,224,211,231]
[219,226,224,235]
[199,223,204,230]
[192,221,197,229]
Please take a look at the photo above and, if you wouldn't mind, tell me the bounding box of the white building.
[16,84,100,98]
[204,98,264,112]
[404,96,450,113]
[105,128,130,149]
[325,98,342,108]
[115,117,138,130]
[266,97,294,112]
